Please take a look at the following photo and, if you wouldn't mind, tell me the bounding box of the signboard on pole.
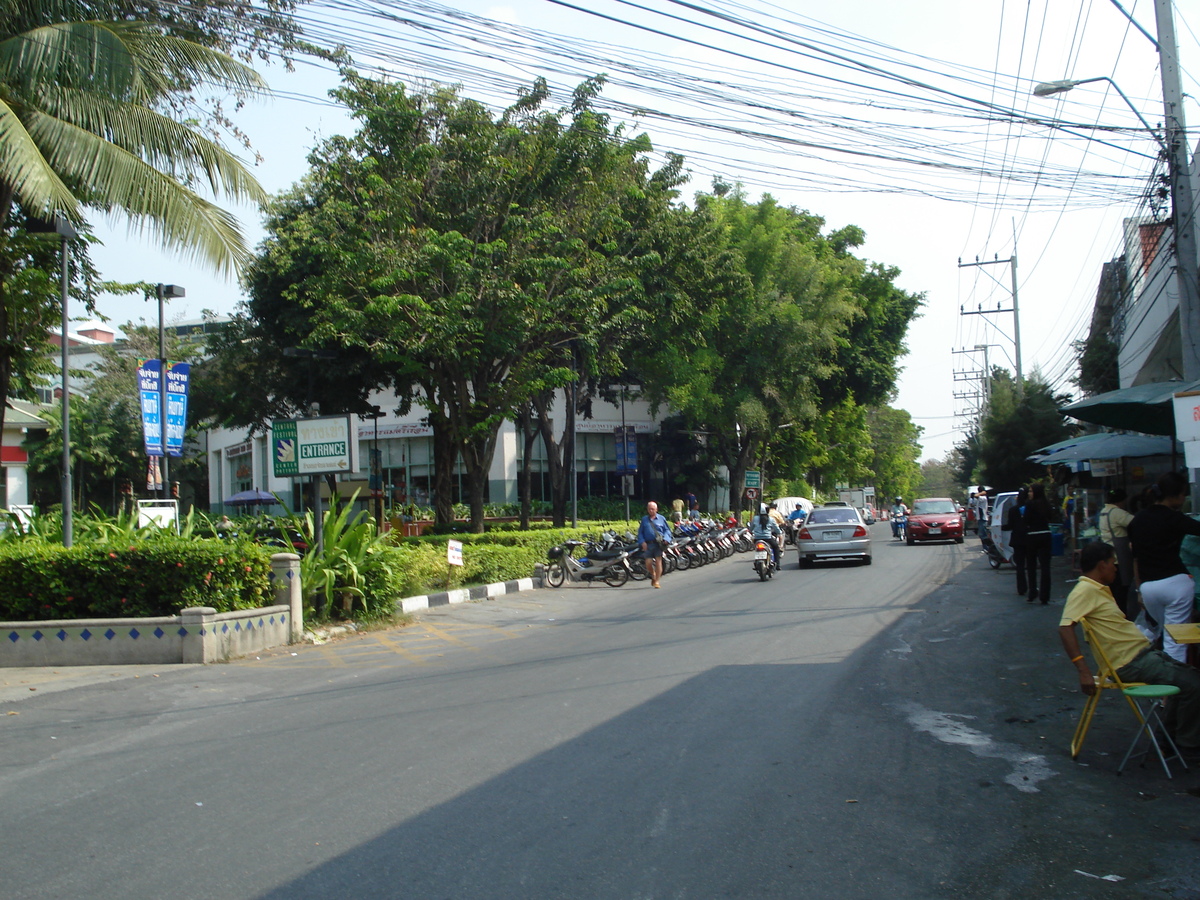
[137,359,163,457]
[745,471,761,489]
[272,415,355,478]
[614,426,638,474]
[1173,391,1200,468]
[447,539,464,567]
[164,362,190,457]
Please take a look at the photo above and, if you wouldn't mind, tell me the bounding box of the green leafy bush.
[0,538,273,620]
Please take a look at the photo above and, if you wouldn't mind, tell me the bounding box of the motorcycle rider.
[751,505,784,570]
[890,496,909,539]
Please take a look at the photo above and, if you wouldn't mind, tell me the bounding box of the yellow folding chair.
[1072,618,1187,776]
[1070,617,1145,760]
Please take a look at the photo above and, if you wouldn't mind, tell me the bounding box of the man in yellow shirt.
[1059,541,1200,752]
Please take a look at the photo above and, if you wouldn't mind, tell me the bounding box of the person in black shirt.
[1128,470,1200,662]
[1023,483,1056,604]
[1002,486,1029,597]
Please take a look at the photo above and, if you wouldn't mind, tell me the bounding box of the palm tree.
[0,0,272,453]
[0,0,270,272]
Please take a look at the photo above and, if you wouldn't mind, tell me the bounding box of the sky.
[82,0,1200,462]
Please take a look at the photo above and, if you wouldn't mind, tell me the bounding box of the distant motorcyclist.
[751,508,783,570]
[891,497,909,539]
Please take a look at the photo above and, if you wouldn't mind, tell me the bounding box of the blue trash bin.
[1050,524,1065,557]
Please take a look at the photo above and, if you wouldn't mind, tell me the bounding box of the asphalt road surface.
[3,524,1199,899]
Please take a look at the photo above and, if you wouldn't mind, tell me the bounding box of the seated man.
[1059,540,1200,754]
[750,509,783,570]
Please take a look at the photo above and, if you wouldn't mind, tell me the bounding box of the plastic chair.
[1117,685,1187,778]
[1070,617,1145,760]
[1074,619,1187,777]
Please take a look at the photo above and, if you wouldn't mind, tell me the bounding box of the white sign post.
[1172,391,1200,468]
[447,539,464,567]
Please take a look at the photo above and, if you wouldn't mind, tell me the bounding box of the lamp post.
[27,214,77,546]
[154,284,185,499]
[1033,71,1199,381]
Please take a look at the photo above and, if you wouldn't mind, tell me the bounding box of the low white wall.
[1,606,293,667]
[1,553,304,667]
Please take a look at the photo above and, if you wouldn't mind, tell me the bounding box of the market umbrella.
[1059,379,1200,436]
[224,489,277,506]
[1029,433,1179,465]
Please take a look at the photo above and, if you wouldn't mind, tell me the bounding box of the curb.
[399,576,542,615]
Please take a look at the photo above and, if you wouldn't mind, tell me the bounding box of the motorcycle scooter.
[544,539,630,587]
[752,539,777,581]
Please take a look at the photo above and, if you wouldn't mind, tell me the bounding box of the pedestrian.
[1098,488,1135,617]
[974,490,990,538]
[1127,471,1200,662]
[1023,483,1057,604]
[686,490,700,522]
[638,500,673,589]
[1002,486,1029,597]
[670,496,685,523]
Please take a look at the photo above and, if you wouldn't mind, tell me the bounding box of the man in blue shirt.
[638,500,673,588]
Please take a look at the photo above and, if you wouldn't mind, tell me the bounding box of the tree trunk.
[461,425,500,533]
[430,422,456,527]
[516,404,537,530]
[534,392,570,528]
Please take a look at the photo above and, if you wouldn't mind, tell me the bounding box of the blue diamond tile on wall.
[32,630,43,642]
[104,629,116,640]
[269,616,276,625]
[7,631,18,643]
[57,630,67,641]
[258,618,265,628]
[234,622,242,632]
[221,623,229,634]
[177,627,188,637]
[128,628,140,640]
[153,627,164,639]
[80,629,91,641]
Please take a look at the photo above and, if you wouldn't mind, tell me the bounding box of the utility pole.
[1154,0,1200,382]
[958,253,1023,396]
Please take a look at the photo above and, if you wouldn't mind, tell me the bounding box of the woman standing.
[1128,471,1200,662]
[1023,484,1056,604]
[1002,487,1029,597]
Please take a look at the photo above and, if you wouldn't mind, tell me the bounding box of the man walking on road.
[638,501,673,589]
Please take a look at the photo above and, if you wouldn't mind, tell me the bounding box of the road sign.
[745,471,761,489]
[745,487,760,501]
[272,415,355,478]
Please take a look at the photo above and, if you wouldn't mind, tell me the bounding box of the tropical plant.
[285,493,396,619]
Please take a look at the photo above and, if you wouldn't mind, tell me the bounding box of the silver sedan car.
[796,506,872,567]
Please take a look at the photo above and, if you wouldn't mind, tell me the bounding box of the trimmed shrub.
[0,539,274,620]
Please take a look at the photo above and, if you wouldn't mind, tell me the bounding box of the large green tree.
[217,74,680,529]
[975,370,1074,489]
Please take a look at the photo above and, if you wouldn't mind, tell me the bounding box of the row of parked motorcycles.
[543,522,757,588]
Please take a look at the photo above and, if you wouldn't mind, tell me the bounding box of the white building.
[205,389,662,515]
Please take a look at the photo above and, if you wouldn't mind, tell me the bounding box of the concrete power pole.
[1154,0,1200,383]
[958,253,1023,396]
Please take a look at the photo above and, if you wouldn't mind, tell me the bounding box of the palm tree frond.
[0,96,79,216]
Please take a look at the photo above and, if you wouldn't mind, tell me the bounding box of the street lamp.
[27,214,78,546]
[154,284,185,499]
[1032,73,1200,384]
[1032,77,1167,152]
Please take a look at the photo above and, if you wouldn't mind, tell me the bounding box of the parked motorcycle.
[544,540,630,587]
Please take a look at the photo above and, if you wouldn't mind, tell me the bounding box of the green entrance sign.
[272,415,354,478]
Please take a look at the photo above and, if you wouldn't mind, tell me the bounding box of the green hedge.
[0,539,274,621]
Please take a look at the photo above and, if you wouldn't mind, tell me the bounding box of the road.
[2,524,1199,899]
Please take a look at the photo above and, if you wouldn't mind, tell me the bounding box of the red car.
[906,497,965,544]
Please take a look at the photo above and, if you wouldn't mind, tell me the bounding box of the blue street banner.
[164,362,190,457]
[137,359,163,457]
[614,426,638,475]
